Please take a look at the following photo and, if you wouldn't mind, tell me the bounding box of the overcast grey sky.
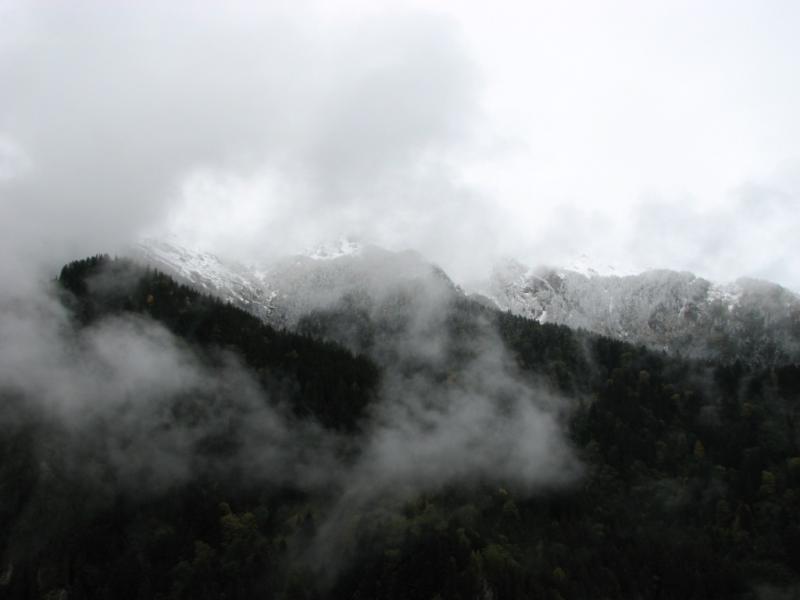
[1,0,799,288]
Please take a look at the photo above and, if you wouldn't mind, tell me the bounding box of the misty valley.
[1,253,799,599]
[5,3,800,598]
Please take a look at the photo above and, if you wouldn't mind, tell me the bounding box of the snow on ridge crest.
[706,281,744,312]
[132,235,800,364]
[305,237,362,261]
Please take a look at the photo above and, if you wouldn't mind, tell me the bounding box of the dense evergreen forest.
[1,255,799,599]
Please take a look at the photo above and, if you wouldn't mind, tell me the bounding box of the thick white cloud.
[1,0,799,288]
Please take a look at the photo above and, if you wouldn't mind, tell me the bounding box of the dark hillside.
[0,256,798,599]
[58,255,380,430]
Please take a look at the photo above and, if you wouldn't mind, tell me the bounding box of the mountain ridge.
[133,237,800,365]
[479,258,800,364]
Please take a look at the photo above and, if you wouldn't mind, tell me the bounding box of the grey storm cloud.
[516,170,800,292]
[0,1,498,286]
[3,1,798,290]
[626,175,800,290]
[0,7,578,540]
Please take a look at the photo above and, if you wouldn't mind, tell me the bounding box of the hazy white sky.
[1,0,799,287]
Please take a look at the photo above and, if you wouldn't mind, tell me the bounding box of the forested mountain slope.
[57,255,379,430]
[0,256,799,599]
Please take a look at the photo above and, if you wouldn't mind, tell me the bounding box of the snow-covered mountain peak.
[557,253,639,279]
[305,237,363,261]
[476,258,800,364]
[706,281,744,312]
[563,253,601,278]
[492,253,638,283]
[131,236,800,364]
[132,237,279,320]
[133,235,458,329]
[136,237,235,288]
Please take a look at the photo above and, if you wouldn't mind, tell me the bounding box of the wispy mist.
[0,258,579,573]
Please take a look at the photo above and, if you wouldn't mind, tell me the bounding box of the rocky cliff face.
[477,259,800,364]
